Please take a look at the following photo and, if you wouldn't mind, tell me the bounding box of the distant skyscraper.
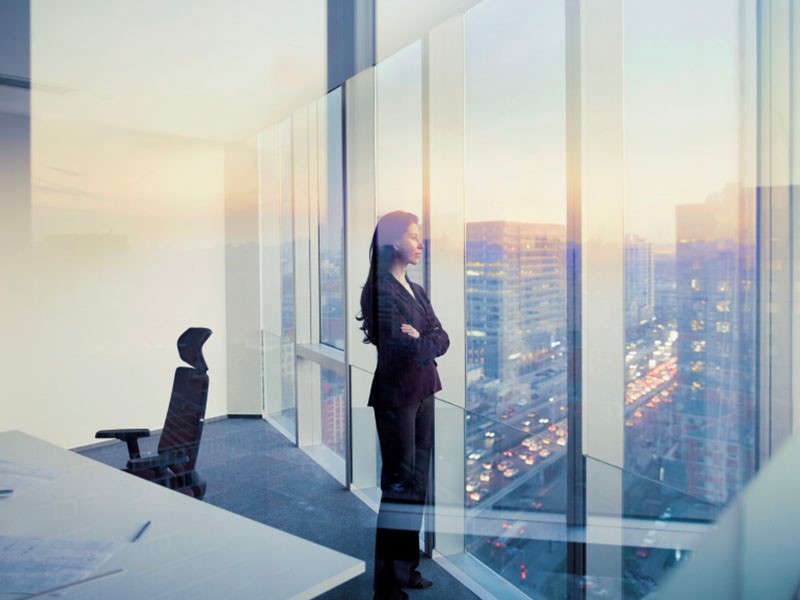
[625,234,655,329]
[466,221,566,386]
[674,184,756,505]
[322,387,346,456]
[320,254,345,348]
[653,248,677,324]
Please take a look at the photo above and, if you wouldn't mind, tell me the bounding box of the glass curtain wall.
[622,0,758,524]
[343,39,427,504]
[259,118,297,440]
[257,0,798,597]
[346,66,382,505]
[259,89,346,463]
[318,89,348,473]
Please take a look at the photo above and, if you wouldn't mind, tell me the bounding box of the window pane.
[350,365,381,502]
[464,0,568,596]
[318,88,346,350]
[277,118,297,433]
[295,356,346,482]
[622,0,756,528]
[344,67,381,503]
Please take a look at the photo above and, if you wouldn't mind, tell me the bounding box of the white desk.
[0,430,364,599]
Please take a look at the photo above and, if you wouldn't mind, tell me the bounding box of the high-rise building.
[320,254,345,348]
[466,221,566,387]
[322,386,346,456]
[673,184,756,505]
[625,234,655,329]
[653,246,677,324]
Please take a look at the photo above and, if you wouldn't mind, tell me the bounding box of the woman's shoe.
[406,572,433,589]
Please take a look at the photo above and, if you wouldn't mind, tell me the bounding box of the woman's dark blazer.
[368,274,450,409]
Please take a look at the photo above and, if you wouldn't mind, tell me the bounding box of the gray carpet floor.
[78,417,479,600]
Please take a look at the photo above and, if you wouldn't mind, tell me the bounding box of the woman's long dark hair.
[357,211,419,345]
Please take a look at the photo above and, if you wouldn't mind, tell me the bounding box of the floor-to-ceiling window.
[259,117,300,440]
[259,88,348,477]
[622,0,757,517]
[618,1,759,592]
[319,89,346,352]
[461,0,570,596]
[257,0,799,597]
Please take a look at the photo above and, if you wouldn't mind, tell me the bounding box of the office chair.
[96,327,212,499]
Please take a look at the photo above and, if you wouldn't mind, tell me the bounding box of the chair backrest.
[158,328,211,474]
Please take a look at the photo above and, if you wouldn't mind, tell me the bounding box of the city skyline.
[458,176,756,596]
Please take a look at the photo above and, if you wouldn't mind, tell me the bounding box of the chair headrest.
[178,327,212,371]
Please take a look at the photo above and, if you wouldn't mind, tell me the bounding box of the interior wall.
[0,116,228,449]
[224,138,262,415]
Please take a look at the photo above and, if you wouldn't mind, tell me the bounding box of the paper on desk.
[0,459,61,497]
[0,534,122,595]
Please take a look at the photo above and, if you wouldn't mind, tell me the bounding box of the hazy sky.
[465,0,567,227]
[451,0,743,244]
[26,0,757,251]
[623,0,743,244]
[464,0,744,244]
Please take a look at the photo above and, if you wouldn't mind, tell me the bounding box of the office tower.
[322,375,347,456]
[653,247,677,324]
[320,253,345,348]
[466,220,566,396]
[674,185,756,505]
[625,234,655,329]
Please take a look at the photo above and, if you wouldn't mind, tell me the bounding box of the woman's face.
[395,222,423,266]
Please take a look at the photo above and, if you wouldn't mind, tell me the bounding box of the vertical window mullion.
[580,0,626,589]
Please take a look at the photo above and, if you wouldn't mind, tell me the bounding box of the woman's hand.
[400,323,420,339]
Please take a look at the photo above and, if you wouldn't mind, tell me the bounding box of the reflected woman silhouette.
[358,211,449,600]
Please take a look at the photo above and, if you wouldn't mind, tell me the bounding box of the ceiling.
[376,0,482,62]
[1,0,486,143]
[29,0,327,142]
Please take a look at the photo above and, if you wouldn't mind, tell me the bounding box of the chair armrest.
[127,449,190,471]
[95,428,151,440]
[95,429,150,459]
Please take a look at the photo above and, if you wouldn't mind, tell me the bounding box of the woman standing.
[358,211,450,600]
